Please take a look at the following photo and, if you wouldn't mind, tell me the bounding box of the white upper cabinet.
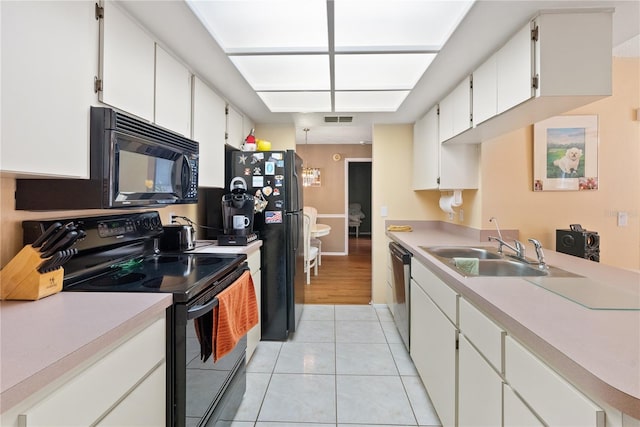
[100,0,155,122]
[496,24,534,114]
[413,106,439,190]
[439,76,472,143]
[448,9,612,145]
[472,52,498,126]
[226,106,245,149]
[413,105,479,190]
[193,76,227,188]
[155,45,192,137]
[1,1,98,178]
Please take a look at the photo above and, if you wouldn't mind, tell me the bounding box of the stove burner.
[142,277,164,289]
[188,257,225,266]
[90,272,147,287]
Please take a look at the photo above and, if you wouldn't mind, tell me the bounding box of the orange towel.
[213,270,259,362]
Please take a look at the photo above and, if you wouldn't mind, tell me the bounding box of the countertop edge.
[386,225,640,419]
[0,295,172,414]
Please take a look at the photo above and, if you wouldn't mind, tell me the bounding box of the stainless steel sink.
[422,245,582,278]
[420,246,502,259]
[474,259,548,277]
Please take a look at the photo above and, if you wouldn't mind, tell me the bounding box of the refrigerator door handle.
[292,213,300,253]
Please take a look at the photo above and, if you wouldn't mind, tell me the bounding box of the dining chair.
[303,213,319,284]
[303,206,322,265]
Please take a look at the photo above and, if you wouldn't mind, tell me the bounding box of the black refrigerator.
[230,149,304,340]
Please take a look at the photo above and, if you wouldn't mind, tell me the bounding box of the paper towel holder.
[439,190,463,214]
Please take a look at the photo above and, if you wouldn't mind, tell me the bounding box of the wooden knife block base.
[0,246,63,301]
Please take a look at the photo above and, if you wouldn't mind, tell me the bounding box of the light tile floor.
[226,304,441,427]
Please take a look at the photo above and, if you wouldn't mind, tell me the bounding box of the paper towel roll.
[439,195,456,213]
[439,190,463,214]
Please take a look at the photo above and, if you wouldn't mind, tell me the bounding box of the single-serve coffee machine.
[219,177,258,246]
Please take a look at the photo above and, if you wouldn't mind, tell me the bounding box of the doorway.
[345,158,372,254]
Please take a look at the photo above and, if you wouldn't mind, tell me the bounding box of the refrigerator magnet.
[262,186,273,196]
[265,162,275,175]
[275,175,284,187]
[265,211,283,224]
[253,167,262,175]
[273,188,280,196]
[238,154,248,164]
[252,176,264,187]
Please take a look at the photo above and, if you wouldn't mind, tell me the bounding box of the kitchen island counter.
[0,292,172,414]
[387,221,640,420]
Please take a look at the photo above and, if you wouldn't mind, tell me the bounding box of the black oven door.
[169,271,248,427]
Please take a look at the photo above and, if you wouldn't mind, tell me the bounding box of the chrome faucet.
[528,238,546,268]
[488,217,526,259]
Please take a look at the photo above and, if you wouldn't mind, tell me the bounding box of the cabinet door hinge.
[225,106,229,115]
[95,3,104,20]
[436,106,440,116]
[94,77,103,93]
[455,338,459,350]
[531,25,539,42]
[532,75,539,90]
[469,75,473,90]
[225,132,229,141]
[437,177,441,185]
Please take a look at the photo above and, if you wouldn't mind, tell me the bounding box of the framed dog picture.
[533,115,598,191]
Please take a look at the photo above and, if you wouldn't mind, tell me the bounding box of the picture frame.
[533,115,599,191]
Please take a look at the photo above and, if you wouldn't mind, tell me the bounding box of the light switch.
[617,211,628,227]
[381,206,388,217]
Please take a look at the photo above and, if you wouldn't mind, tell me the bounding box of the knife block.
[0,245,63,300]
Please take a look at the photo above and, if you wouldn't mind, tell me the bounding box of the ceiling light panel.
[335,53,436,90]
[230,55,330,91]
[187,0,328,53]
[257,92,332,112]
[335,91,410,112]
[334,0,474,50]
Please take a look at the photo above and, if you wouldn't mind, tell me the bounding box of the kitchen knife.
[37,251,62,274]
[40,222,76,253]
[31,222,62,249]
[41,231,78,259]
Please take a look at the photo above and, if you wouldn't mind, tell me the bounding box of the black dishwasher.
[389,242,412,351]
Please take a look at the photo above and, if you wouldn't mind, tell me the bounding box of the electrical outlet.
[380,206,388,217]
[448,212,454,221]
[169,212,176,224]
[459,209,464,222]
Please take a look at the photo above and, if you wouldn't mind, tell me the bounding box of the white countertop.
[0,292,172,413]
[191,239,262,254]
[387,221,640,418]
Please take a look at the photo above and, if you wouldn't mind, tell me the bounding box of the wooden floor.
[304,236,372,305]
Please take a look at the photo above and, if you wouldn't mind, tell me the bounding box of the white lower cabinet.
[505,336,605,427]
[4,316,166,427]
[458,335,502,427]
[246,249,262,361]
[410,279,457,427]
[504,384,544,427]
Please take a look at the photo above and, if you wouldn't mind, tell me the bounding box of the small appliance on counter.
[219,177,258,246]
[159,221,196,252]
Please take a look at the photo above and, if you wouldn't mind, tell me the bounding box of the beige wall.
[0,177,197,268]
[296,143,373,253]
[477,57,640,269]
[371,124,444,303]
[254,124,296,151]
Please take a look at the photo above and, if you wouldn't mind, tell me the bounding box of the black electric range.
[23,211,249,427]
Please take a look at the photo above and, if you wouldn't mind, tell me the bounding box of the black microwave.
[16,107,199,210]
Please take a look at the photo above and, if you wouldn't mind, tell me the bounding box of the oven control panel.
[23,211,164,252]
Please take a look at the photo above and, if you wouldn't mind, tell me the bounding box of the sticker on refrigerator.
[238,154,248,164]
[265,211,283,224]
[275,175,284,187]
[252,176,264,187]
[243,168,251,176]
[275,200,284,208]
[273,188,280,196]
[253,166,262,175]
[265,161,275,175]
[276,160,285,168]
[252,153,264,163]
[262,186,273,196]
[269,153,283,160]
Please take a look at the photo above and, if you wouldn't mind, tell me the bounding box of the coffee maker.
[219,177,258,246]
